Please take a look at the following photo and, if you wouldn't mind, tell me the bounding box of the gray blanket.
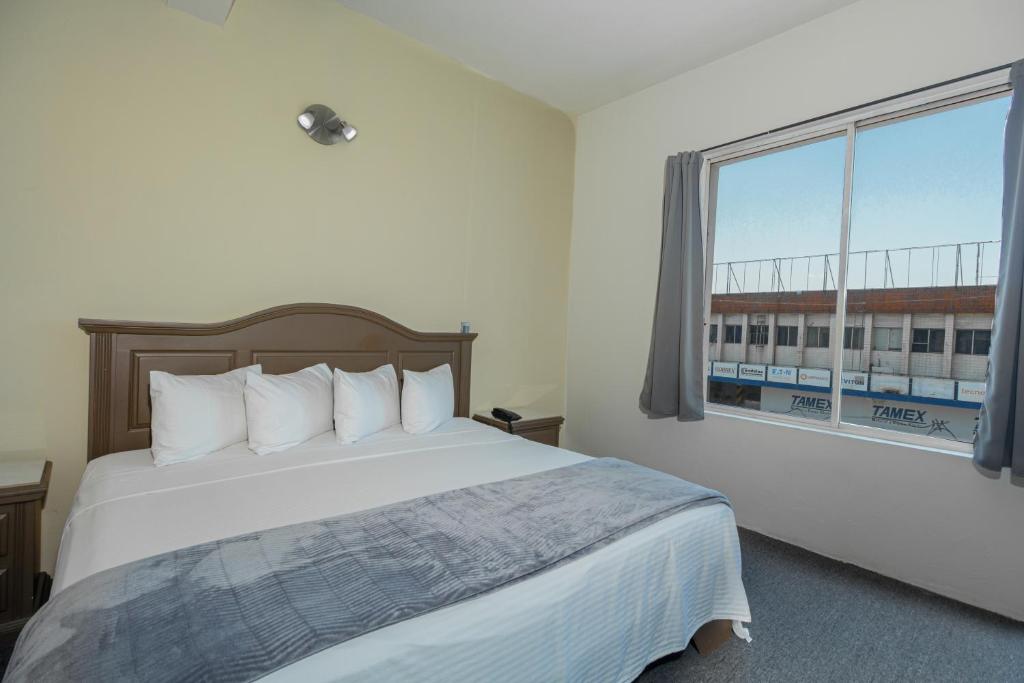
[5,458,728,682]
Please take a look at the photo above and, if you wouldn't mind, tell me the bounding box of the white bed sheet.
[54,418,751,682]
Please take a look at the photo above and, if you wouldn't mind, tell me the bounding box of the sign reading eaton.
[767,366,797,384]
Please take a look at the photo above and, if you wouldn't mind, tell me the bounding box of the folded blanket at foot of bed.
[4,457,729,683]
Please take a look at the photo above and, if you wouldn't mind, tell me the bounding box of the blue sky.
[712,94,1010,293]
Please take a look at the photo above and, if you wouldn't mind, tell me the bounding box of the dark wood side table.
[0,460,51,634]
[473,413,564,447]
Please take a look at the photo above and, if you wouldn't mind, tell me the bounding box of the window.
[805,326,830,348]
[748,324,769,346]
[843,326,864,350]
[776,325,798,346]
[872,327,902,351]
[955,329,991,355]
[708,324,718,343]
[911,328,945,354]
[724,324,742,344]
[706,78,1010,448]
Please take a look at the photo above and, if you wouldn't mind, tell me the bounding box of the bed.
[17,304,751,682]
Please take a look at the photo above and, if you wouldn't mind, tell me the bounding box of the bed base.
[691,619,733,655]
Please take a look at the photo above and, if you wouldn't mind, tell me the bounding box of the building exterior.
[705,248,996,444]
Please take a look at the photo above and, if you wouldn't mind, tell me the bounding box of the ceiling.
[336,0,861,114]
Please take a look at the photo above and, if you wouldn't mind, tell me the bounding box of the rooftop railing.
[711,240,1001,294]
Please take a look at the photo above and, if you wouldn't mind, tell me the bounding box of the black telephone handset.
[491,407,522,425]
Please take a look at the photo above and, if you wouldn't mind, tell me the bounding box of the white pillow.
[244,363,333,455]
[401,364,455,434]
[150,365,261,466]
[333,364,401,443]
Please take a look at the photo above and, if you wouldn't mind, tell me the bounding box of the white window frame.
[776,325,798,347]
[699,67,1012,454]
[911,328,946,354]
[954,328,991,356]
[748,323,769,346]
[872,327,903,352]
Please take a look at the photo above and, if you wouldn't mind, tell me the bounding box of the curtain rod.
[700,61,1014,154]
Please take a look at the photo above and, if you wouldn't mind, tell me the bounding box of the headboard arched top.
[79,304,477,460]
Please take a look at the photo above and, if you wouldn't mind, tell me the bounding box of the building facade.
[706,285,994,444]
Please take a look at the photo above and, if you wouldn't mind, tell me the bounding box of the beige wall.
[0,0,575,570]
[567,0,1024,619]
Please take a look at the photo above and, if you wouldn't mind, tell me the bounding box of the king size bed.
[5,304,750,682]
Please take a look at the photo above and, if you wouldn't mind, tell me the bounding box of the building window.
[805,326,830,348]
[748,324,769,346]
[708,324,718,343]
[705,80,1009,447]
[911,328,945,353]
[776,325,798,347]
[872,327,902,351]
[724,324,742,344]
[843,326,864,350]
[955,329,991,355]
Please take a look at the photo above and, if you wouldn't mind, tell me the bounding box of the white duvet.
[55,418,751,682]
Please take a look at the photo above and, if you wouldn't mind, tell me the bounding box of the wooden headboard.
[79,303,477,460]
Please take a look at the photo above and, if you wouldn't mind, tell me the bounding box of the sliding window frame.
[699,67,1012,453]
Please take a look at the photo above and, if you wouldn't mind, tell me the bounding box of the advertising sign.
[738,364,767,381]
[870,374,910,395]
[767,366,798,384]
[760,387,831,421]
[798,367,831,388]
[957,381,987,404]
[711,362,738,379]
[760,388,979,442]
[842,396,979,443]
[911,377,956,400]
[841,371,869,391]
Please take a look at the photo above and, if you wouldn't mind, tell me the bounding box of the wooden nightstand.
[0,460,51,634]
[473,413,564,447]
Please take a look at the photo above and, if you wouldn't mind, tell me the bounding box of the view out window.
[748,324,769,346]
[805,326,830,348]
[911,328,945,353]
[955,329,991,355]
[872,327,903,351]
[707,89,1009,444]
[724,324,743,343]
[709,324,719,343]
[776,325,798,346]
[843,326,865,350]
[708,134,845,417]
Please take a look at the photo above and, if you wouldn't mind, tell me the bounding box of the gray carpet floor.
[638,529,1024,682]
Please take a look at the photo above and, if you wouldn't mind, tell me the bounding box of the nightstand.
[0,459,51,634]
[473,412,564,447]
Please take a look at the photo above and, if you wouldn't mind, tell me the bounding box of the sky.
[711,94,1010,294]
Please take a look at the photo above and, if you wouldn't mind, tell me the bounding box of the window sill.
[704,405,974,459]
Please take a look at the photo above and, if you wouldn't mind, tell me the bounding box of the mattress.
[54,418,751,682]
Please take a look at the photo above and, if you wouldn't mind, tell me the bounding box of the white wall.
[0,0,575,570]
[566,0,1024,619]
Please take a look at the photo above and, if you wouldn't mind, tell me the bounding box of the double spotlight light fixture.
[296,104,357,145]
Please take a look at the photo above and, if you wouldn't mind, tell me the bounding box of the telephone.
[491,407,522,424]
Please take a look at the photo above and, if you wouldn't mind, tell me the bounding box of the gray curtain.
[640,152,705,421]
[975,59,1024,476]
